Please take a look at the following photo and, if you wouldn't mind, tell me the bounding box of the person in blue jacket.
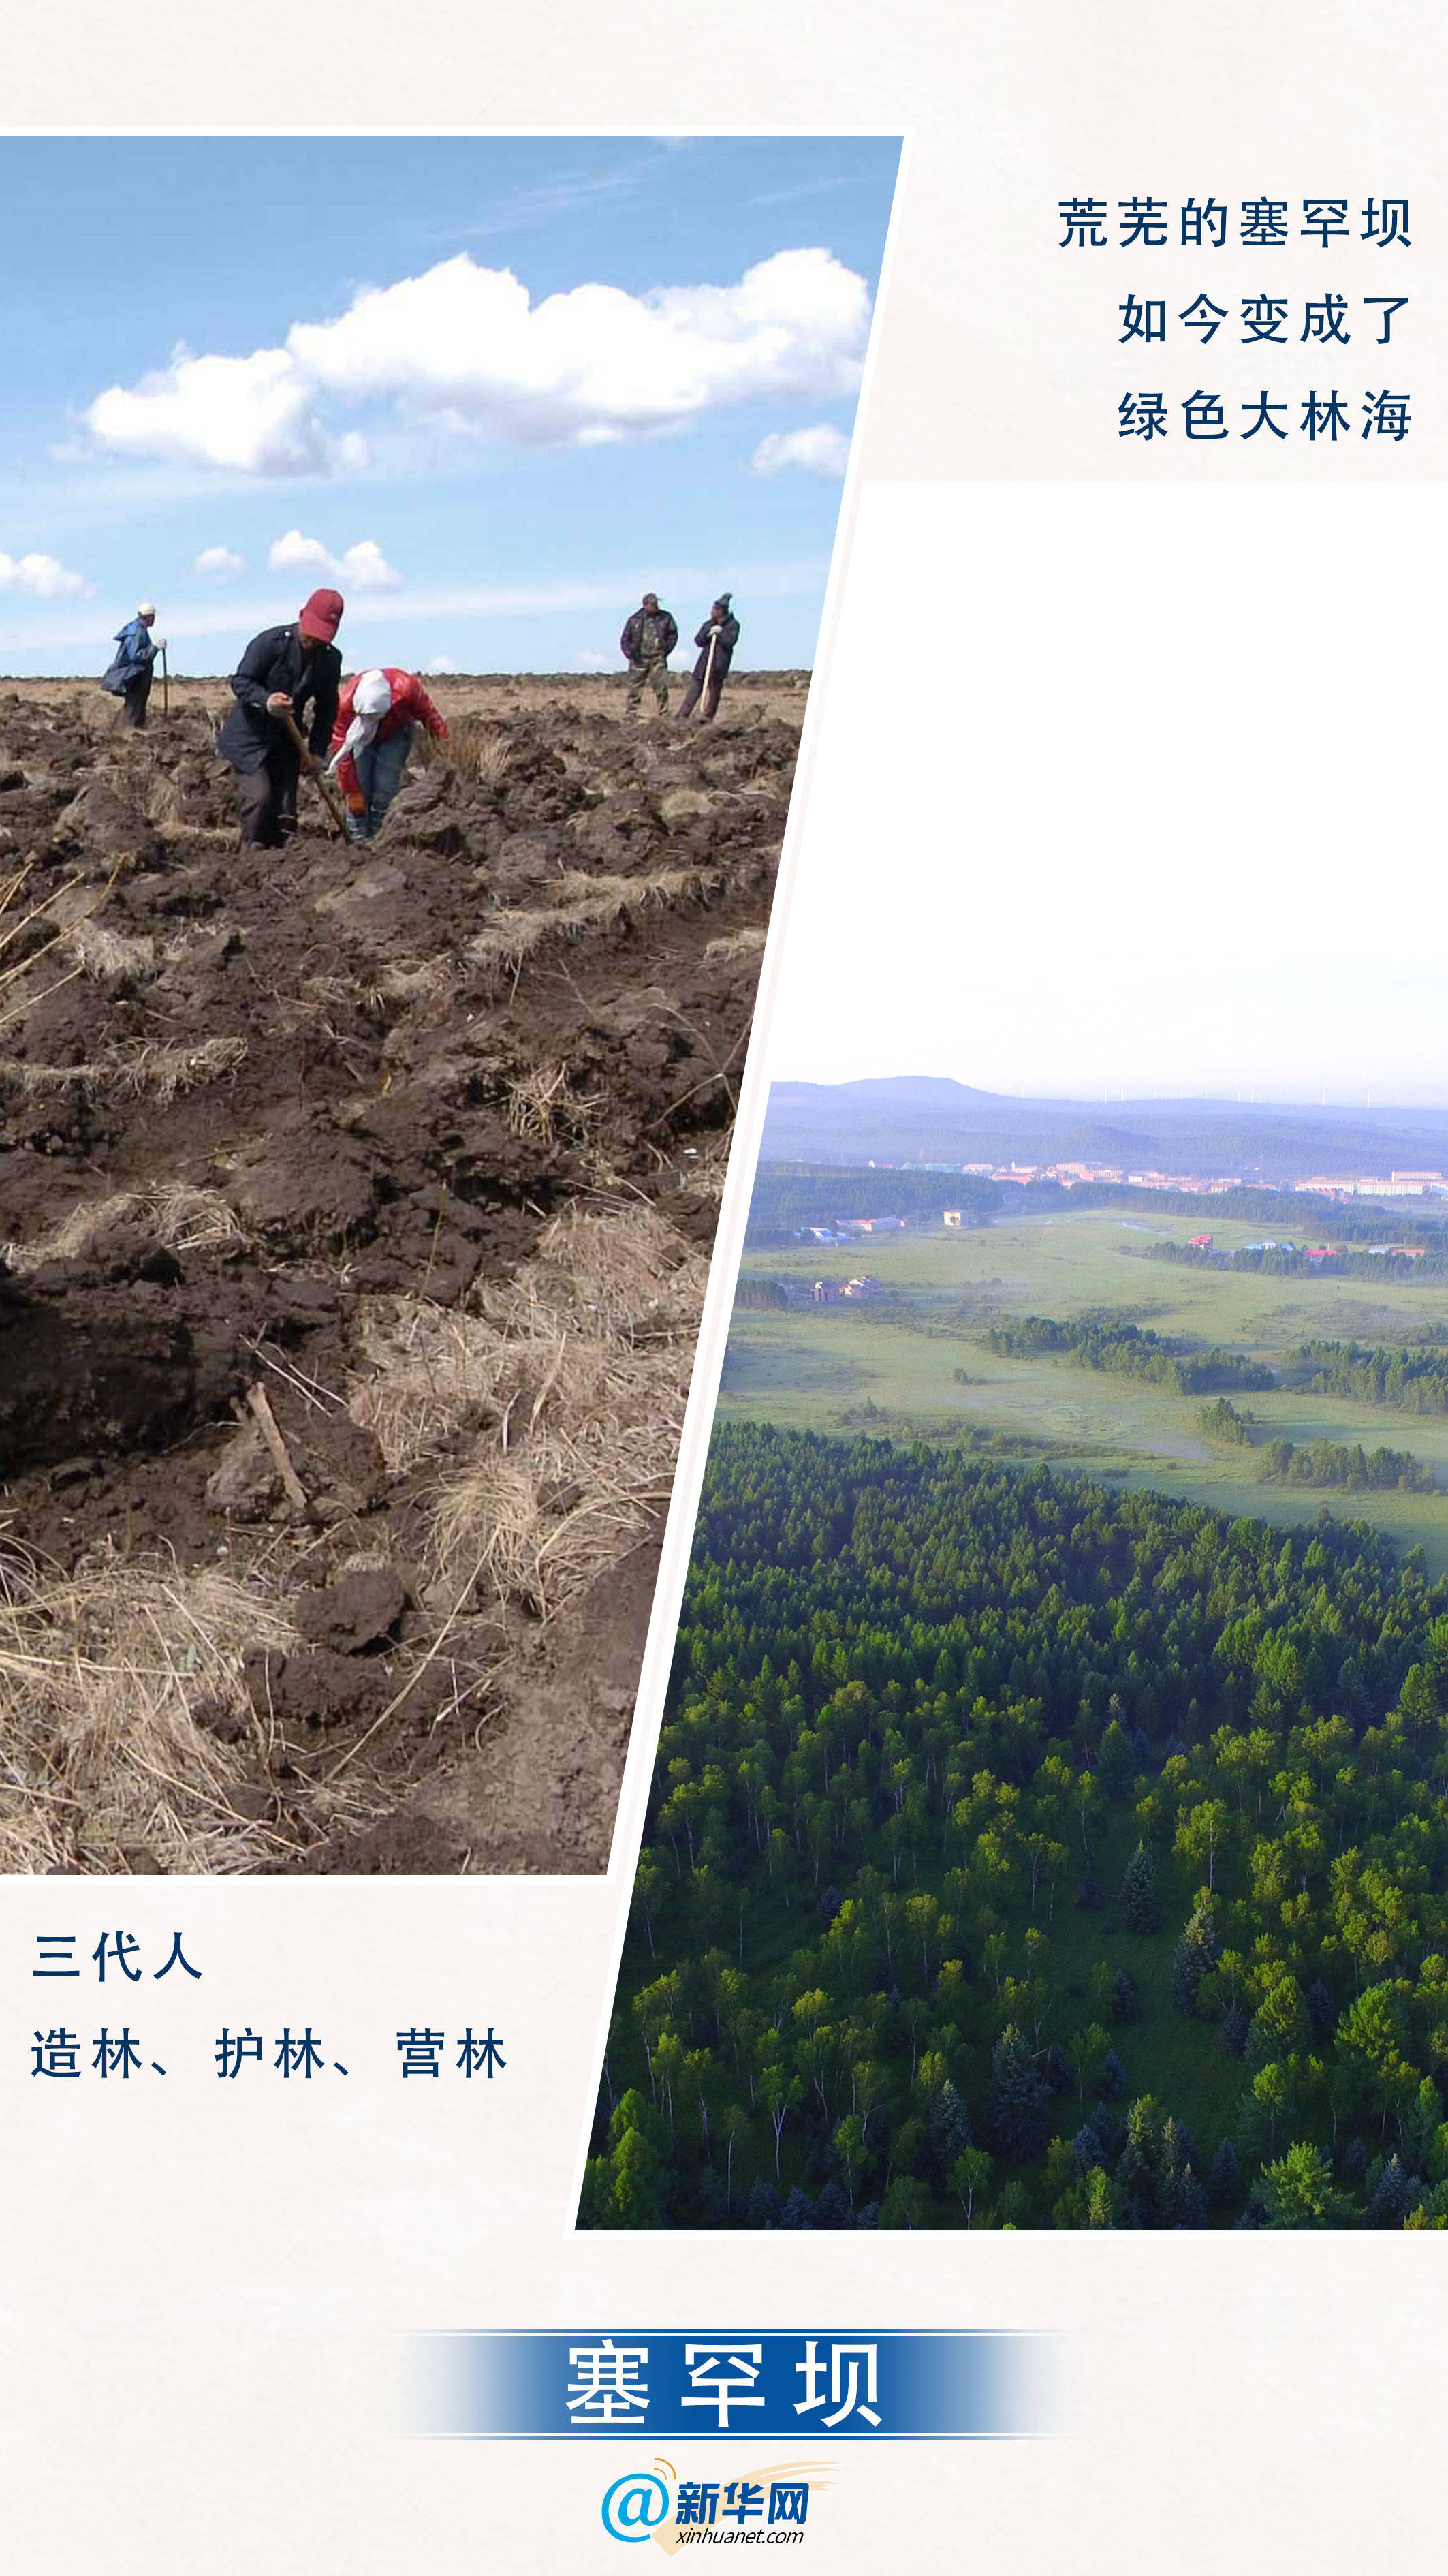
[101,604,165,730]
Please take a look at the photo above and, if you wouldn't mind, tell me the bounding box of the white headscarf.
[327,669,393,773]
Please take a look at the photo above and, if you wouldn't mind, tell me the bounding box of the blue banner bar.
[412,2330,1056,2440]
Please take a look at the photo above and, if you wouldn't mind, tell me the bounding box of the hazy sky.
[0,136,899,676]
[770,481,1448,1106]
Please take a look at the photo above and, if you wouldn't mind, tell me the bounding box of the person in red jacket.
[326,666,449,842]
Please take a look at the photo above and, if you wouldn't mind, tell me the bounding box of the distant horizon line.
[772,1076,1448,1113]
[0,665,814,685]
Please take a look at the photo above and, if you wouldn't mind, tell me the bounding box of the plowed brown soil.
[0,672,802,1873]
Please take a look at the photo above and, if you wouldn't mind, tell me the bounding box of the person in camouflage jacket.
[620,591,678,715]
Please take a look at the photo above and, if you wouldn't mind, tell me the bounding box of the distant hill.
[761,1078,1448,1183]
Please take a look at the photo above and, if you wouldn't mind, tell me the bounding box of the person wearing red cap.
[325,666,450,843]
[216,588,344,848]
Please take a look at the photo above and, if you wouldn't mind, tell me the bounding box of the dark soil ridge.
[0,684,796,1873]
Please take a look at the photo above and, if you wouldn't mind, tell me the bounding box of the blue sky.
[0,137,900,677]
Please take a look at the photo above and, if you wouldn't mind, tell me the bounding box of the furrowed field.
[0,674,802,1872]
[719,1207,1448,1575]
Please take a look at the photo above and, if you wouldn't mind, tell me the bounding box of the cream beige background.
[3,5,1448,2568]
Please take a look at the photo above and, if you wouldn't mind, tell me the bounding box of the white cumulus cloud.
[575,649,613,672]
[87,346,332,476]
[422,654,460,676]
[0,551,91,598]
[751,423,852,481]
[336,538,401,590]
[194,544,245,576]
[80,249,870,476]
[267,531,402,590]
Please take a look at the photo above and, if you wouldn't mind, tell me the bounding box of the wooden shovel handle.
[279,708,349,841]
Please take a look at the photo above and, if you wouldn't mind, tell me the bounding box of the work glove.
[154,637,168,652]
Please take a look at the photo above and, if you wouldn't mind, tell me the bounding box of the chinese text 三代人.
[33,1931,203,1981]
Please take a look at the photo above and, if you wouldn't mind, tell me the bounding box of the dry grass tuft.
[143,772,187,830]
[674,1132,735,1202]
[1,1034,247,1104]
[441,714,514,790]
[376,957,454,1007]
[151,1184,247,1252]
[429,1454,552,1608]
[533,1200,710,1339]
[350,1202,707,1617]
[7,1192,136,1268]
[118,1034,248,1102]
[0,1545,363,1874]
[65,918,157,987]
[467,864,719,978]
[5,1183,245,1271]
[0,1059,82,1094]
[505,1063,589,1149]
[349,1305,508,1477]
[155,823,238,853]
[704,927,768,963]
[657,785,714,828]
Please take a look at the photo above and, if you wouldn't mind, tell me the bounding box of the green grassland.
[720,1208,1448,1574]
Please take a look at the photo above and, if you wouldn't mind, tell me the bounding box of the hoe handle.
[279,709,349,841]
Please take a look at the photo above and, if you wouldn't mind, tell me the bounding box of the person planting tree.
[324,666,449,843]
[217,587,344,848]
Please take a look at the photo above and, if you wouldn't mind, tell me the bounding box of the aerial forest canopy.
[582,1425,1448,2231]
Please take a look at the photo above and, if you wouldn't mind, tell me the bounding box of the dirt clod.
[295,1568,407,1654]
